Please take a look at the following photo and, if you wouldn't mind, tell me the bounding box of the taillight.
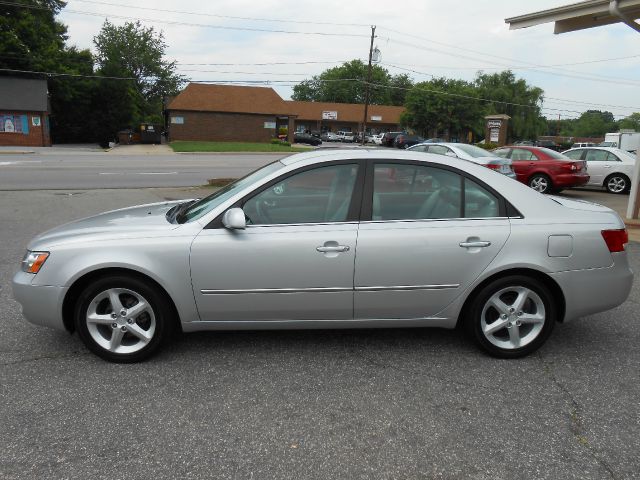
[601,229,628,252]
[486,164,500,170]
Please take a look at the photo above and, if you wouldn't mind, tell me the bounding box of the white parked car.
[337,131,355,143]
[372,133,384,145]
[562,147,636,194]
[408,142,516,179]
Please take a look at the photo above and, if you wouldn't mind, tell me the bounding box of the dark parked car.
[294,132,322,146]
[394,134,425,149]
[381,131,405,147]
[493,146,589,194]
[535,139,560,151]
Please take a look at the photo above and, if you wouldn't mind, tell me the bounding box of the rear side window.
[493,148,511,158]
[371,164,502,221]
[585,150,609,162]
[511,149,535,161]
[564,150,584,160]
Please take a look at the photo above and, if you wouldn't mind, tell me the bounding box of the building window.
[171,116,184,124]
[0,114,28,134]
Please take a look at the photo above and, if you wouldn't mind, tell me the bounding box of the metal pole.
[626,147,640,219]
[361,25,376,146]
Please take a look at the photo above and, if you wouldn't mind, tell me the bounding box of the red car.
[493,146,589,194]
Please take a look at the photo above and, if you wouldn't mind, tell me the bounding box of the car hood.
[28,200,187,249]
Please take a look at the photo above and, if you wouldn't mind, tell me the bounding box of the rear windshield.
[537,148,569,159]
[455,144,497,158]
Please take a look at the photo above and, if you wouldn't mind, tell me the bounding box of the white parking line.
[0,160,43,166]
[99,172,179,175]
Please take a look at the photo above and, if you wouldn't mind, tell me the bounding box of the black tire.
[528,174,552,194]
[74,275,176,363]
[604,173,630,194]
[465,275,557,358]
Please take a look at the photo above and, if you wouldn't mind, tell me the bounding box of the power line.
[68,0,371,27]
[0,67,135,79]
[176,61,353,67]
[2,1,369,37]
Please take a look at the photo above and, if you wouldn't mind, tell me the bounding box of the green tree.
[475,71,546,141]
[93,20,185,125]
[401,78,483,140]
[388,73,414,106]
[619,112,640,131]
[571,110,617,137]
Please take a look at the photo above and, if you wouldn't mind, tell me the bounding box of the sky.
[57,0,640,121]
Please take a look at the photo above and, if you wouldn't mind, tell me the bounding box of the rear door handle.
[459,241,491,248]
[316,245,350,253]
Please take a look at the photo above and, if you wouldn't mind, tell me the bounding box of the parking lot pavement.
[1,187,639,479]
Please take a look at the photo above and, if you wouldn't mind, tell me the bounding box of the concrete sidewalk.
[107,144,174,155]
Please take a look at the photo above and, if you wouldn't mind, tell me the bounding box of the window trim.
[360,159,513,222]
[205,159,366,229]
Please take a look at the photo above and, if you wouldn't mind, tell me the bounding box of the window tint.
[493,148,511,158]
[606,152,621,162]
[410,145,428,152]
[511,149,535,161]
[464,178,500,218]
[243,164,358,225]
[372,164,462,220]
[563,149,584,160]
[585,150,609,162]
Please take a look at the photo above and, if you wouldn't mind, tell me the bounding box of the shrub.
[476,142,499,150]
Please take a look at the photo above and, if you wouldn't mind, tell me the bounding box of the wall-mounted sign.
[171,116,184,124]
[487,120,502,128]
[370,115,382,121]
[31,116,41,127]
[264,121,276,129]
[490,128,500,143]
[322,111,338,120]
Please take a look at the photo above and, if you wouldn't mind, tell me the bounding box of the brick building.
[0,76,51,147]
[287,101,404,135]
[166,83,296,143]
[166,83,405,142]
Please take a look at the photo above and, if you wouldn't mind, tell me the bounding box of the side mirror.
[222,208,246,230]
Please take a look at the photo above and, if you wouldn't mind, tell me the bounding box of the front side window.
[243,164,358,225]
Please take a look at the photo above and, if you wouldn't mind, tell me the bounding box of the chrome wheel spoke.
[484,318,509,335]
[109,327,125,352]
[512,287,530,313]
[126,323,152,343]
[87,313,115,325]
[487,296,510,316]
[519,312,545,324]
[508,324,521,348]
[126,300,150,320]
[108,289,124,312]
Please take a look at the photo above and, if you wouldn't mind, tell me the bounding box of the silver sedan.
[12,149,633,362]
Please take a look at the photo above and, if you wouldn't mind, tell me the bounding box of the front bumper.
[550,252,633,322]
[12,271,68,331]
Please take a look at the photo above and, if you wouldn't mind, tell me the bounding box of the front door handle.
[459,241,491,248]
[316,245,350,253]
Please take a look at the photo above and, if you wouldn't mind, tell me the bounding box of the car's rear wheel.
[604,173,630,194]
[74,275,175,363]
[528,174,552,194]
[466,275,556,358]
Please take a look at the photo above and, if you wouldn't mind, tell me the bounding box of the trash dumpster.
[140,123,162,144]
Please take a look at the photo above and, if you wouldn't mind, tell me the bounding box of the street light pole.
[361,25,376,146]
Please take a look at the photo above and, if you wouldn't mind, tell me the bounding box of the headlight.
[21,251,49,274]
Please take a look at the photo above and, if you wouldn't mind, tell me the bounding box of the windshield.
[454,144,497,158]
[179,161,283,223]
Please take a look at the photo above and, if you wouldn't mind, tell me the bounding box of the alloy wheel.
[529,176,550,193]
[606,176,627,194]
[85,287,156,354]
[480,286,546,350]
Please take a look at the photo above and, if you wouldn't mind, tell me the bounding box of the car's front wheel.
[604,173,630,194]
[466,275,556,358]
[74,275,176,363]
[528,174,552,194]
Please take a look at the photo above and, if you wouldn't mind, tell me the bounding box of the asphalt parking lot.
[1,186,639,479]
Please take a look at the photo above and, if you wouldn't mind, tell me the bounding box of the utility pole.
[361,25,376,146]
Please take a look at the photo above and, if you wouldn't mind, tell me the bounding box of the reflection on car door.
[190,163,361,322]
[354,162,510,320]
[509,148,536,183]
[583,149,612,186]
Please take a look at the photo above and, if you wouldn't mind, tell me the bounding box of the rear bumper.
[550,252,633,322]
[553,173,590,188]
[12,271,68,331]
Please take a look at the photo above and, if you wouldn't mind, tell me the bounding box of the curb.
[0,150,35,155]
[175,151,297,156]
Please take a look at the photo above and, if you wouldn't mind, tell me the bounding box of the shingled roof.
[167,83,292,115]
[286,101,404,124]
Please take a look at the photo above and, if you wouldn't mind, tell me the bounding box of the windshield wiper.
[175,200,197,224]
[165,200,197,224]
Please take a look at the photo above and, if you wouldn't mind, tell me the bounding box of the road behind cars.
[1,186,639,478]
